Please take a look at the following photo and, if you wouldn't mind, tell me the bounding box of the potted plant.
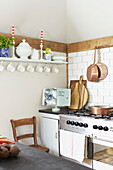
[44,48,52,60]
[0,35,15,57]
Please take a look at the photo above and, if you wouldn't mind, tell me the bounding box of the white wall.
[0,0,66,43]
[66,0,113,43]
[0,0,67,142]
[68,48,113,107]
[1,52,66,141]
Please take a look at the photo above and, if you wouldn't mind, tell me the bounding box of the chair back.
[10,116,38,145]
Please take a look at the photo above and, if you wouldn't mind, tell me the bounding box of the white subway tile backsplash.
[104,52,113,60]
[73,69,83,76]
[68,70,72,76]
[98,89,109,96]
[110,89,113,96]
[109,75,113,82]
[83,55,93,62]
[68,64,77,70]
[93,96,103,103]
[68,49,113,105]
[68,52,77,57]
[88,89,98,96]
[68,58,73,64]
[109,67,113,74]
[100,47,110,53]
[73,57,82,63]
[87,82,93,88]
[104,97,113,104]
[77,63,87,69]
[110,60,113,67]
[93,82,103,89]
[78,51,87,56]
[88,95,93,103]
[104,82,113,88]
[109,47,113,52]
[87,50,95,55]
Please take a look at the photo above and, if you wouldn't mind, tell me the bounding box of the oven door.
[92,134,113,170]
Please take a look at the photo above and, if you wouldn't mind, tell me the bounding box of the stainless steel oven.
[59,111,113,170]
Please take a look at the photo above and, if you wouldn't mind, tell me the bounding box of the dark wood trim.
[67,36,113,53]
[0,32,67,53]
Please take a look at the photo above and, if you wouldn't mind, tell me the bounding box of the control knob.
[93,125,98,129]
[103,126,109,131]
[84,123,88,128]
[70,121,75,125]
[98,126,103,130]
[66,120,71,125]
[79,123,84,127]
[75,122,79,126]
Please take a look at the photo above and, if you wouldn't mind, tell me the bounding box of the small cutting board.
[69,76,88,110]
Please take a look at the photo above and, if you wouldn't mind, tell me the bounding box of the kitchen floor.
[62,151,113,170]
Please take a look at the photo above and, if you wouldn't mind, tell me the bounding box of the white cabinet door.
[40,117,59,156]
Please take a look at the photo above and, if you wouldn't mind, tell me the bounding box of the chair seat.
[29,144,49,153]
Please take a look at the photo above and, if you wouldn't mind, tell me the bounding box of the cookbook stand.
[52,106,60,112]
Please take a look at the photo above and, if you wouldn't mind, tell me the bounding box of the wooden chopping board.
[69,75,88,110]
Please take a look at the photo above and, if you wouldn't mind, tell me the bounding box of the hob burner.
[64,108,113,119]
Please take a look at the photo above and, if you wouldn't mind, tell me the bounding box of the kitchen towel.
[60,130,85,163]
[60,129,73,159]
[72,132,85,163]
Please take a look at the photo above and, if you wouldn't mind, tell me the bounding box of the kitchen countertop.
[39,107,77,115]
[0,143,92,170]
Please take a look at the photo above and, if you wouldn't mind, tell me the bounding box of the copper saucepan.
[89,105,113,115]
[87,49,99,82]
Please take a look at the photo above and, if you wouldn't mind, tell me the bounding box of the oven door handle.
[92,136,113,147]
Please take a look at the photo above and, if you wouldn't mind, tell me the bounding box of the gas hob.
[60,110,113,141]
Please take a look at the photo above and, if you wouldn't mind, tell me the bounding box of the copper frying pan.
[87,49,99,82]
[89,105,113,115]
[96,49,108,80]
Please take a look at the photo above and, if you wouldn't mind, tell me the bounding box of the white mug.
[44,66,51,73]
[26,65,34,72]
[7,63,15,72]
[0,63,4,72]
[36,66,43,73]
[52,67,59,73]
[17,64,25,72]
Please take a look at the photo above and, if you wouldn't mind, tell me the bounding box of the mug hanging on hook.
[7,63,15,72]
[44,65,51,73]
[35,65,43,73]
[0,61,4,72]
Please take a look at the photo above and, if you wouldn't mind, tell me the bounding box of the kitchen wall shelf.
[0,57,68,65]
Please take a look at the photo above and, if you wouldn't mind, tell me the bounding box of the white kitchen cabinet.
[39,113,59,156]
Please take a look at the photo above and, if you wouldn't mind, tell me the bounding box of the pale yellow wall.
[1,58,66,140]
[0,0,67,141]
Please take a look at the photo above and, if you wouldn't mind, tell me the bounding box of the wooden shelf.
[0,57,68,65]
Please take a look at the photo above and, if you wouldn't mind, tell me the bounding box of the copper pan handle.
[98,49,101,63]
[93,49,96,64]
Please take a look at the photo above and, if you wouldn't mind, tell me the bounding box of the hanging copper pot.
[87,49,99,82]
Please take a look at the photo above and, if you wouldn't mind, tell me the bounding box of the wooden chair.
[10,116,49,153]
